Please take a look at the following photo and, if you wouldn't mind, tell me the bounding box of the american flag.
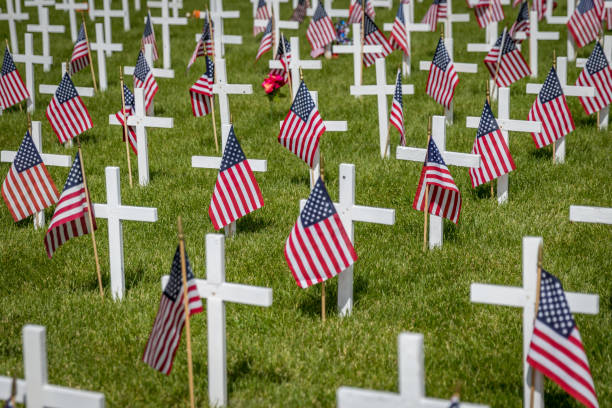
[362,15,393,67]
[284,177,357,289]
[0,47,29,109]
[45,73,93,144]
[412,138,462,224]
[567,0,604,49]
[510,1,530,42]
[133,51,158,112]
[2,131,59,222]
[422,0,448,32]
[115,84,137,154]
[142,11,159,62]
[390,69,406,146]
[389,2,409,56]
[426,37,459,109]
[348,0,375,24]
[532,0,554,20]
[469,100,516,188]
[278,80,325,167]
[484,34,531,87]
[474,0,505,28]
[526,270,599,408]
[255,19,273,62]
[528,67,575,148]
[187,19,213,72]
[209,125,264,230]
[254,0,272,36]
[189,55,215,117]
[69,23,90,75]
[306,3,337,58]
[142,246,203,375]
[270,33,292,78]
[577,42,612,115]
[44,152,96,259]
[291,0,309,22]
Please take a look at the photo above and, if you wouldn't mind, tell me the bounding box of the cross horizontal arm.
[337,387,402,407]
[194,33,243,44]
[351,205,395,225]
[26,25,65,34]
[350,85,414,96]
[92,204,158,222]
[208,10,240,18]
[382,22,431,32]
[0,377,25,403]
[450,14,470,22]
[467,43,493,52]
[396,147,481,168]
[269,60,321,69]
[279,120,347,132]
[55,3,89,11]
[333,44,383,54]
[570,205,612,225]
[419,61,478,73]
[254,19,299,29]
[39,84,94,97]
[212,84,253,94]
[191,156,268,172]
[465,117,542,133]
[13,54,52,65]
[123,65,174,79]
[526,83,595,97]
[127,116,173,128]
[161,276,273,306]
[42,384,105,408]
[1,151,72,167]
[91,43,123,52]
[150,16,187,25]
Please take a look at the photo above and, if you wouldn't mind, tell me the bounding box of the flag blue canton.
[313,3,329,21]
[517,1,529,21]
[363,14,380,36]
[495,34,517,54]
[163,246,195,302]
[257,0,267,8]
[122,84,135,109]
[201,20,211,42]
[537,269,576,338]
[220,126,247,171]
[477,100,500,138]
[393,71,403,107]
[143,15,153,37]
[55,73,79,104]
[539,67,564,103]
[2,48,17,76]
[76,23,86,42]
[13,131,43,172]
[426,138,447,165]
[134,51,150,82]
[434,0,447,4]
[586,43,609,75]
[62,153,84,190]
[291,81,316,121]
[396,2,405,22]
[300,178,337,228]
[264,19,273,35]
[577,0,595,13]
[433,38,451,71]
[205,55,215,77]
[277,34,291,56]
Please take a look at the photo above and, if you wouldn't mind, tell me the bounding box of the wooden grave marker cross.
[465,87,542,204]
[545,0,577,61]
[108,88,173,186]
[89,0,130,51]
[307,0,349,17]
[299,164,395,316]
[526,56,595,164]
[269,37,322,99]
[0,325,105,408]
[0,0,29,54]
[396,115,480,249]
[350,58,414,159]
[25,5,65,72]
[333,23,383,88]
[12,33,53,112]
[470,236,599,408]
[576,35,612,130]
[147,0,188,70]
[92,167,158,300]
[254,0,299,53]
[90,23,124,92]
[161,234,273,408]
[569,205,612,225]
[55,0,89,42]
[337,332,490,407]
[0,121,72,229]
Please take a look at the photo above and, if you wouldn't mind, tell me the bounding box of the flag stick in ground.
[76,135,103,298]
[551,50,556,161]
[492,26,507,100]
[320,150,326,322]
[120,67,133,188]
[81,13,98,93]
[529,242,544,408]
[282,32,293,99]
[423,117,432,252]
[485,81,495,198]
[207,10,219,153]
[271,14,276,60]
[359,7,365,86]
[177,216,196,408]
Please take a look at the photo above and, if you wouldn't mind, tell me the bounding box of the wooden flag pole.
[76,135,104,298]
[320,151,326,322]
[27,111,31,133]
[81,13,98,93]
[5,39,22,112]
[177,216,196,408]
[359,5,365,86]
[119,67,133,188]
[552,50,557,161]
[486,81,494,198]
[529,242,544,408]
[207,9,219,153]
[423,117,432,252]
[281,32,293,99]
[492,26,507,100]
[10,375,16,407]
[271,12,276,60]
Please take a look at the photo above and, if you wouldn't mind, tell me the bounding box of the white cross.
[89,0,129,57]
[465,87,542,204]
[1,121,72,229]
[39,62,95,98]
[254,0,299,53]
[193,10,243,59]
[26,6,65,72]
[419,37,478,124]
[300,163,394,316]
[569,205,612,224]
[161,234,273,408]
[124,42,174,94]
[108,88,173,186]
[470,236,599,408]
[370,0,392,8]
[147,0,188,70]
[12,33,52,112]
[148,0,182,18]
[290,0,313,15]
[253,0,288,17]
[396,115,480,249]
[213,58,253,125]
[465,15,499,54]
[576,36,612,130]
[337,332,490,407]
[0,0,29,54]
[191,123,267,237]
[92,167,158,300]
[55,0,89,43]
[545,0,577,61]
[90,23,123,92]
[134,0,140,11]
[23,0,55,15]
[350,58,414,158]
[269,37,321,99]
[333,23,383,88]
[526,56,595,164]
[307,0,348,17]
[443,0,470,39]
[0,325,105,408]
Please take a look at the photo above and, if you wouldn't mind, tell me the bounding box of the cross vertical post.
[26,6,65,71]
[333,24,383,87]
[12,33,53,112]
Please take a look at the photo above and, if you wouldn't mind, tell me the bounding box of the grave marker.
[213,58,253,125]
[576,36,612,130]
[55,0,89,42]
[269,37,321,98]
[124,43,174,84]
[195,7,242,58]
[307,0,348,17]
[149,0,183,17]
[569,205,612,224]
[442,0,470,39]
[26,6,65,71]
[254,0,299,52]
[90,23,123,92]
[333,23,383,87]
[12,33,53,112]
[383,3,430,76]
[89,0,130,48]
[39,62,94,98]
[545,0,577,61]
[147,0,188,70]
[0,0,29,54]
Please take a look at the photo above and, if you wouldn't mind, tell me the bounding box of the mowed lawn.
[0,1,610,406]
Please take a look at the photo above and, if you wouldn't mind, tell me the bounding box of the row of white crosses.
[91,23,123,92]
[576,35,612,130]
[198,0,242,58]
[149,0,182,18]
[0,0,29,54]
[333,23,383,88]
[545,0,577,61]
[161,234,273,407]
[254,0,299,54]
[0,325,105,408]
[470,236,599,407]
[88,0,130,41]
[526,55,595,164]
[12,33,52,112]
[337,332,489,407]
[145,0,187,70]
[396,115,481,249]
[26,4,65,72]
[55,0,88,43]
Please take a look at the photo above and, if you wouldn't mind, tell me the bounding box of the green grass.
[1,1,611,407]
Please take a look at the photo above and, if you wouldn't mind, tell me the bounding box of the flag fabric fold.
[390,69,406,146]
[484,34,531,87]
[254,0,272,36]
[389,3,409,56]
[510,1,530,42]
[115,84,137,154]
[576,42,612,115]
[348,0,375,24]
[306,3,337,58]
[422,0,448,32]
[142,11,159,61]
[133,51,158,112]
[291,0,310,22]
[0,47,29,109]
[426,37,459,109]
[567,0,604,48]
[189,55,215,117]
[473,0,505,28]
[362,14,393,67]
[69,23,90,75]
[45,73,93,144]
[270,33,292,80]
[188,17,214,71]
[255,19,274,62]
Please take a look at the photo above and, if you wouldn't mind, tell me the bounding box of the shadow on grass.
[544,388,583,407]
[290,173,309,186]
[236,214,272,234]
[443,221,459,243]
[297,273,369,318]
[228,357,290,392]
[529,146,552,161]
[125,266,146,292]
[467,184,495,200]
